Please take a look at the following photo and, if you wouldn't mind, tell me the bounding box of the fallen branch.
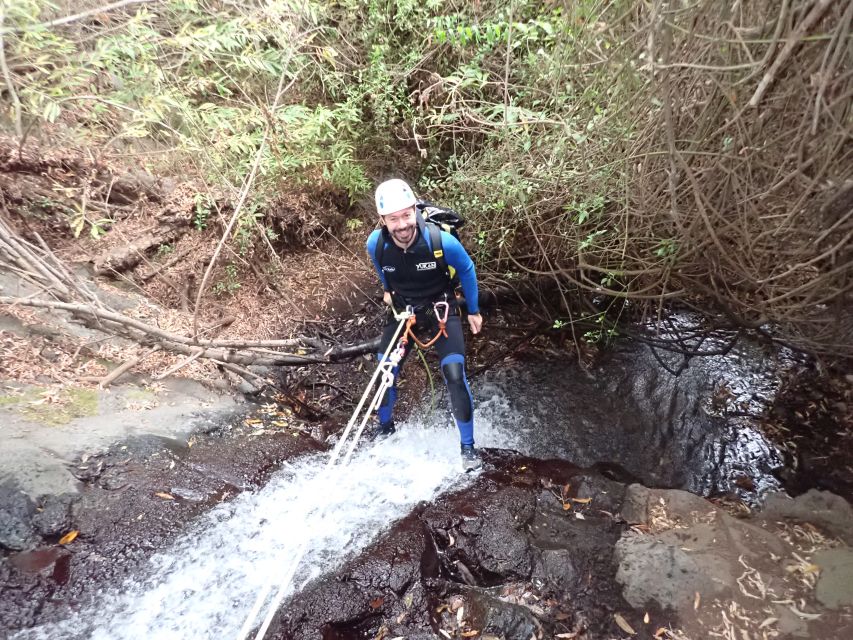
[97,346,160,388]
[140,246,195,282]
[154,347,203,380]
[0,295,326,366]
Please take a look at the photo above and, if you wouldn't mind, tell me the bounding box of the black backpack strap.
[374,228,390,289]
[426,222,453,284]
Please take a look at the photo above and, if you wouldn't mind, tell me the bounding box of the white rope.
[236,312,411,640]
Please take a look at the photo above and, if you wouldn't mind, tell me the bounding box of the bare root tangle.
[410,0,853,359]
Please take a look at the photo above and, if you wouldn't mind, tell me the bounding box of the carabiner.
[433,300,449,324]
[394,305,415,321]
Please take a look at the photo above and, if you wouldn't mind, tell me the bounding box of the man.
[366,178,484,470]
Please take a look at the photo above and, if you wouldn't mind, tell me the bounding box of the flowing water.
[12,398,522,640]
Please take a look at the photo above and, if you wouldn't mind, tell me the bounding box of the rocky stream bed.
[1,324,852,640]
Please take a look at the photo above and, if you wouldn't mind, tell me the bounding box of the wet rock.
[528,487,621,597]
[813,548,853,609]
[573,473,627,513]
[532,548,578,592]
[464,588,541,639]
[450,486,537,581]
[0,481,37,550]
[32,494,75,537]
[759,490,853,544]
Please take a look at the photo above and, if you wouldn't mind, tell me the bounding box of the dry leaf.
[562,502,572,511]
[758,617,778,629]
[572,497,592,504]
[555,634,577,639]
[457,606,465,624]
[613,613,635,635]
[574,512,585,520]
[654,628,667,639]
[154,491,175,500]
[789,605,821,620]
[369,597,384,609]
[643,612,650,624]
[693,591,700,610]
[58,530,78,545]
[461,632,479,638]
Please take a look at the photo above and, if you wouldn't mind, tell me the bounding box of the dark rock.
[0,481,37,551]
[32,494,75,537]
[533,548,578,592]
[465,588,541,639]
[451,486,537,581]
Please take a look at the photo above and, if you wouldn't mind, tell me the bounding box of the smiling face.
[382,206,418,249]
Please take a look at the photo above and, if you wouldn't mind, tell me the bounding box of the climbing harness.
[400,299,449,350]
[236,309,414,640]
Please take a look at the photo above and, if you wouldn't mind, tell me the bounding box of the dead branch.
[0,296,327,366]
[748,0,837,107]
[97,346,160,388]
[139,246,195,282]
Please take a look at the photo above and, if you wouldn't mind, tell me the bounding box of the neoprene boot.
[460,444,481,472]
[374,420,396,439]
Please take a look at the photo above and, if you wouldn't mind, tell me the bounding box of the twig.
[749,0,837,107]
[1,0,155,34]
[0,6,22,137]
[140,246,195,282]
[155,347,204,380]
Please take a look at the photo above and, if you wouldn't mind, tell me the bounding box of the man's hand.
[468,313,483,335]
[383,291,393,306]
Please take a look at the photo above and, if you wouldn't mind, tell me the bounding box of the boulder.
[813,548,853,609]
[759,490,853,545]
[0,481,36,550]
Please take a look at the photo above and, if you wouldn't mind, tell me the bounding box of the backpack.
[375,200,466,286]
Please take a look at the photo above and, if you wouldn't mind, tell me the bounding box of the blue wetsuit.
[366,225,480,445]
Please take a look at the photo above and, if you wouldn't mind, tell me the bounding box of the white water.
[14,395,522,640]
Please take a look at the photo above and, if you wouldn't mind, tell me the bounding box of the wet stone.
[0,481,37,551]
[464,587,540,639]
[32,493,75,537]
[532,548,578,592]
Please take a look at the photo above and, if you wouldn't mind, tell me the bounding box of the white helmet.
[375,178,417,216]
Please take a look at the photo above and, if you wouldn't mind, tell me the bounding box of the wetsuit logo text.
[416,261,437,271]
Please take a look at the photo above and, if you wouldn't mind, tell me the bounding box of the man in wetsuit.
[366,178,484,470]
